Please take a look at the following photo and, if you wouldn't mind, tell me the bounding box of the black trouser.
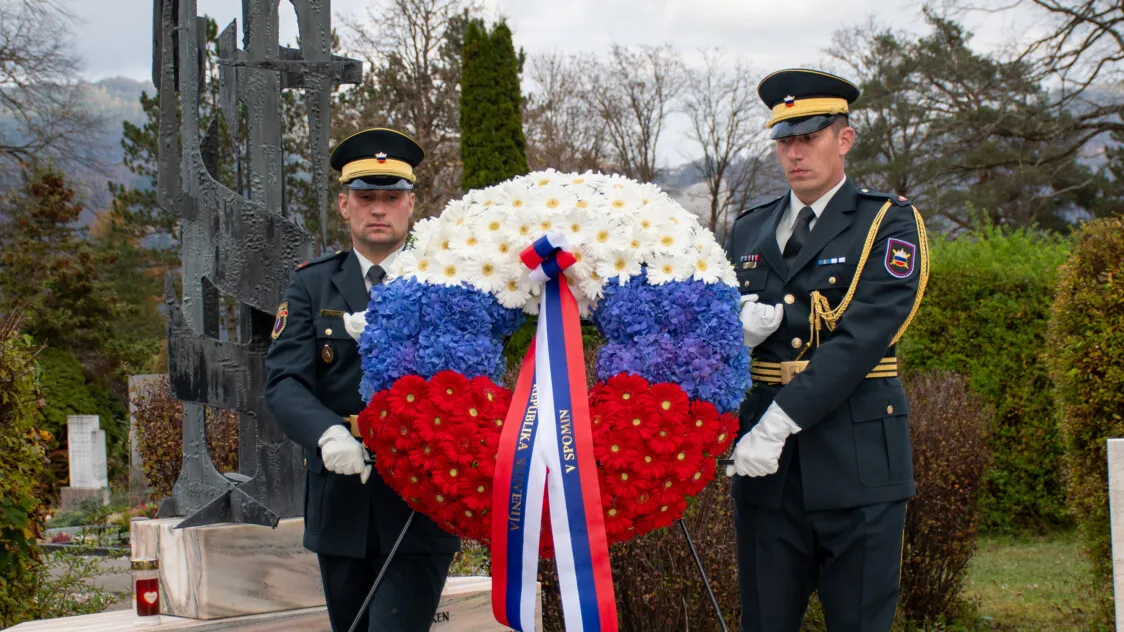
[317,551,455,632]
[733,448,907,632]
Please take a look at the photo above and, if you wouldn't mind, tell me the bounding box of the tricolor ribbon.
[492,234,618,632]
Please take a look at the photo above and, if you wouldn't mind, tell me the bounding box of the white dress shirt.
[775,176,848,252]
[354,246,402,292]
[344,246,403,340]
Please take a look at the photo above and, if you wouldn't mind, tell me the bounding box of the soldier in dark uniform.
[265,128,459,632]
[724,69,929,631]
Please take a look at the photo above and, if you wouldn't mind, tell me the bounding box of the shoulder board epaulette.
[857,187,912,207]
[735,194,785,221]
[295,250,347,271]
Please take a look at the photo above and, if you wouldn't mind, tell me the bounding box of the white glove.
[726,402,801,478]
[739,294,783,349]
[317,425,372,484]
[343,311,368,341]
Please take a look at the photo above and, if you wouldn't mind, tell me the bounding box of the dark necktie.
[365,265,386,288]
[783,206,816,263]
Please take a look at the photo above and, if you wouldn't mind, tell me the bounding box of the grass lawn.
[962,530,1109,631]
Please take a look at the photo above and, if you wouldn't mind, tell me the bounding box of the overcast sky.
[66,0,1040,164]
[69,0,1040,83]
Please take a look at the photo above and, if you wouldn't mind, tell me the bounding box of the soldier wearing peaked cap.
[724,69,929,631]
[265,128,459,632]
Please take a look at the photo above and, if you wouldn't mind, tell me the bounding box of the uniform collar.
[788,175,848,219]
[354,246,402,282]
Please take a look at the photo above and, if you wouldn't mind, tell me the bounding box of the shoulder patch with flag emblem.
[884,238,916,278]
[272,302,289,340]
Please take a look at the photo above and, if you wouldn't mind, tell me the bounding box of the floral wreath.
[355,170,749,550]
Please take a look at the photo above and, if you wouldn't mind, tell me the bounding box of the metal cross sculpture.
[153,0,361,528]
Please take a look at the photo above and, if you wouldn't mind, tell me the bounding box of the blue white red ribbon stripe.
[492,234,618,632]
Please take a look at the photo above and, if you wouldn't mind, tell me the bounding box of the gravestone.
[60,415,110,510]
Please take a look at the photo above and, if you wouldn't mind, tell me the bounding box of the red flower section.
[360,371,738,553]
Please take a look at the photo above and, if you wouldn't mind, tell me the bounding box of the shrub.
[0,312,51,624]
[1045,217,1124,626]
[0,313,122,625]
[898,371,992,624]
[900,224,1070,534]
[36,346,129,493]
[540,475,738,632]
[133,376,238,500]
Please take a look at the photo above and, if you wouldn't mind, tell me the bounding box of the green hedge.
[900,224,1071,534]
[36,347,128,492]
[1045,218,1124,626]
[0,315,49,625]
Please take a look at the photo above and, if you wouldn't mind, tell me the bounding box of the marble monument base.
[130,517,322,619]
[119,517,539,630]
[59,487,109,511]
[5,577,535,631]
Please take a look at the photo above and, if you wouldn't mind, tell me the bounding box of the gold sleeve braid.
[801,202,929,357]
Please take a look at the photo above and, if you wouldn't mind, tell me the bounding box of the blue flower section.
[591,272,750,412]
[359,278,524,401]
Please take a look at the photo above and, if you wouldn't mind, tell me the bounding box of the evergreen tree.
[460,18,528,190]
[0,165,121,354]
[832,14,1098,232]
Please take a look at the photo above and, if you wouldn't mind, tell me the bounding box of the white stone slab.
[91,429,108,489]
[67,415,100,489]
[1108,438,1124,631]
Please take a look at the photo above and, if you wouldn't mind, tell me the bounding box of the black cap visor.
[345,176,414,191]
[771,114,842,140]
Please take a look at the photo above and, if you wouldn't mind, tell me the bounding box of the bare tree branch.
[0,0,105,173]
[680,50,770,242]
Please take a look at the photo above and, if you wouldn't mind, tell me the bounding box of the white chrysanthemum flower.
[440,197,471,227]
[605,185,644,214]
[652,226,683,255]
[626,225,657,256]
[567,170,599,187]
[576,269,607,303]
[386,249,417,280]
[484,232,519,259]
[564,247,595,281]
[635,182,667,208]
[691,251,725,284]
[496,272,533,310]
[461,251,507,294]
[493,181,533,211]
[447,227,483,253]
[531,184,577,217]
[503,212,539,243]
[531,168,560,188]
[411,251,436,283]
[560,208,592,241]
[432,251,463,286]
[596,248,643,285]
[466,207,506,237]
[646,255,692,285]
[578,216,630,259]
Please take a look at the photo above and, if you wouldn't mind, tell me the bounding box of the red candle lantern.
[131,558,161,625]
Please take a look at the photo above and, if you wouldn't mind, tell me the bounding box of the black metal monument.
[153,0,361,528]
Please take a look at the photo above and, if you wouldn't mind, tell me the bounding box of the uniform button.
[791,337,802,348]
[887,405,894,415]
[829,276,837,285]
[784,294,795,304]
[325,328,333,336]
[303,458,307,467]
[743,280,751,288]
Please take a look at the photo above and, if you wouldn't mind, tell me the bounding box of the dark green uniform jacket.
[264,249,460,558]
[726,179,928,511]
